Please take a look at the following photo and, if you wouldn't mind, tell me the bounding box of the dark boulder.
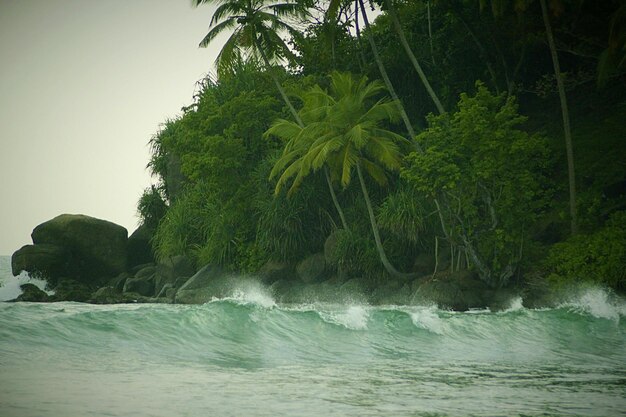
[123,274,155,297]
[90,286,123,304]
[155,256,195,295]
[175,265,231,304]
[11,244,74,285]
[108,272,131,292]
[296,253,327,283]
[50,279,93,302]
[30,214,128,284]
[411,271,496,311]
[323,232,338,265]
[127,225,154,268]
[257,261,295,285]
[11,283,49,302]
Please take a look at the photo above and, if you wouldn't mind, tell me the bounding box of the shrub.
[545,211,626,290]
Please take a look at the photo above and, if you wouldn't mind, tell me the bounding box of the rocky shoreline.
[10,214,528,311]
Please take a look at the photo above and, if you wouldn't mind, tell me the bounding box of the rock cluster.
[11,214,519,310]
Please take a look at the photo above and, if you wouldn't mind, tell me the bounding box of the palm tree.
[383,0,445,115]
[268,72,418,279]
[326,0,419,144]
[479,0,577,235]
[193,0,308,125]
[538,0,577,235]
[194,0,352,229]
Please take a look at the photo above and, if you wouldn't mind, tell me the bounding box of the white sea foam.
[0,270,53,301]
[410,306,446,335]
[321,305,369,330]
[218,281,276,309]
[560,287,625,321]
[501,296,525,313]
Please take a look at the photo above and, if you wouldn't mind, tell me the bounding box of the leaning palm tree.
[382,0,445,115]
[538,0,577,235]
[193,0,308,125]
[194,0,351,229]
[479,0,577,235]
[326,0,419,143]
[268,72,418,279]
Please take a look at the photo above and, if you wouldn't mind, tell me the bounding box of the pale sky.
[0,0,226,255]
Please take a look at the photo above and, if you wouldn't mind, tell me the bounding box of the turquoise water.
[1,257,625,416]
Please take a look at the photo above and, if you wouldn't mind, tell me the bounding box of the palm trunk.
[325,167,350,231]
[256,40,350,231]
[540,0,578,235]
[356,162,417,280]
[256,41,304,127]
[354,0,367,69]
[357,0,419,146]
[385,0,445,115]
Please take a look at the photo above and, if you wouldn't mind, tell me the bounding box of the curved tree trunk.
[540,0,577,235]
[256,41,304,127]
[325,167,350,231]
[357,0,419,147]
[256,40,350,231]
[385,0,445,115]
[356,162,417,280]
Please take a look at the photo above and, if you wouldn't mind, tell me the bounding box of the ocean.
[1,256,625,416]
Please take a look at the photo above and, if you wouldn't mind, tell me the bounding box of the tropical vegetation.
[137,0,626,297]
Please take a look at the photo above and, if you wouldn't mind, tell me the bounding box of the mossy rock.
[11,244,75,286]
[12,283,49,302]
[50,279,94,302]
[31,214,128,285]
[127,225,154,268]
[296,253,327,283]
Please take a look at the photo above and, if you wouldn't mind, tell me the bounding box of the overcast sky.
[0,0,226,255]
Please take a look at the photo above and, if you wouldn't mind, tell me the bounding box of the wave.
[557,286,626,321]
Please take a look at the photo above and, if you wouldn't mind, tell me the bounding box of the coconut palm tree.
[382,0,445,115]
[268,72,418,279]
[479,0,577,235]
[194,0,352,229]
[193,0,308,125]
[326,0,419,143]
[538,0,577,235]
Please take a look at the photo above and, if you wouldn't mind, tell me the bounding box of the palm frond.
[265,2,309,20]
[339,143,358,188]
[210,2,245,26]
[200,17,237,48]
[264,118,303,141]
[214,27,244,71]
[360,159,388,187]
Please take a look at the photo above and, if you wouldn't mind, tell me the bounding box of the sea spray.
[0,257,52,301]
[558,286,625,321]
[322,305,370,330]
[409,306,447,335]
[212,280,277,309]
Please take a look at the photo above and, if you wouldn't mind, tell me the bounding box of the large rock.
[30,214,128,284]
[155,256,195,296]
[127,225,154,268]
[123,275,155,297]
[175,265,233,304]
[11,244,74,285]
[50,279,93,302]
[11,283,49,302]
[257,261,295,285]
[410,271,493,310]
[324,232,339,264]
[296,253,327,283]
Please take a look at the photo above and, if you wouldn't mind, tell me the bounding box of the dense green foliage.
[544,211,626,290]
[403,83,551,287]
[139,0,625,293]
